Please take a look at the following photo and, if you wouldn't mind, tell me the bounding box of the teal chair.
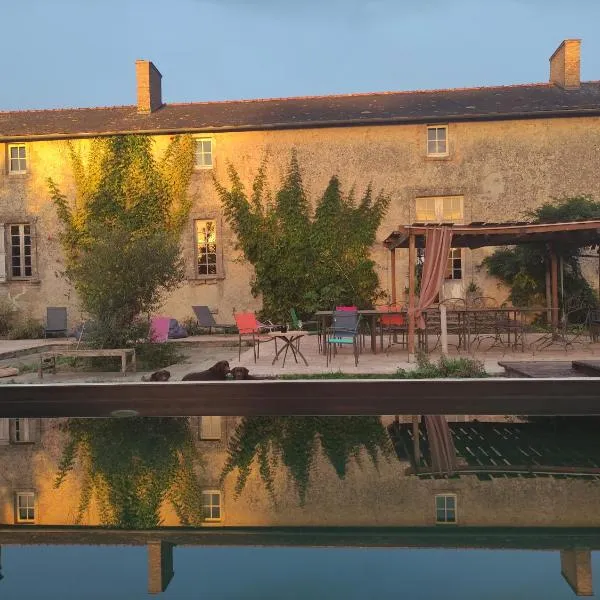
[325,310,361,367]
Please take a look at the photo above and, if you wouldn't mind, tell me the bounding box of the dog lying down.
[141,369,171,382]
[229,366,275,380]
[181,360,230,381]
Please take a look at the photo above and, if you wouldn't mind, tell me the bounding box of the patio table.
[453,307,545,352]
[270,331,309,367]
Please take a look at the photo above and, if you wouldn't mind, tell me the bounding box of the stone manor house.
[1,39,600,324]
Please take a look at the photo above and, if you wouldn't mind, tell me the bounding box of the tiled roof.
[2,81,600,141]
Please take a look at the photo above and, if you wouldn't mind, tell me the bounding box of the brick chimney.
[136,60,163,114]
[549,39,581,89]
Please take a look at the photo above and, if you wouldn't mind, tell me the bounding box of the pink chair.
[234,312,278,362]
[150,316,170,343]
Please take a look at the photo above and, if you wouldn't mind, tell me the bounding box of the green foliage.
[0,297,16,336]
[49,135,194,348]
[215,152,390,322]
[54,417,204,528]
[280,356,487,379]
[7,317,44,340]
[221,416,392,506]
[483,196,600,318]
[134,341,184,371]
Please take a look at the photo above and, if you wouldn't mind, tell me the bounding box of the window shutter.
[200,416,222,440]
[0,418,9,444]
[0,223,6,282]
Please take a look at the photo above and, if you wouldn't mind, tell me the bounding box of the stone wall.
[2,114,600,325]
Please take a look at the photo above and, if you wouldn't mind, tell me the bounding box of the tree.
[482,196,600,320]
[215,152,390,322]
[49,135,194,347]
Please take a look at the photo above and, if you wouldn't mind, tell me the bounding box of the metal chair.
[233,312,278,362]
[44,307,67,338]
[192,305,235,334]
[325,310,361,367]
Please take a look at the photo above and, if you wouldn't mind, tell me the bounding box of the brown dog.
[229,366,259,380]
[142,369,171,382]
[229,366,275,380]
[181,360,230,381]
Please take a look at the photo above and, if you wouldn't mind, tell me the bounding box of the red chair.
[377,304,407,351]
[234,312,278,362]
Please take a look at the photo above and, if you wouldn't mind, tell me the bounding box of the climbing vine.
[483,196,600,319]
[54,417,205,528]
[220,416,392,506]
[215,152,390,322]
[49,135,195,347]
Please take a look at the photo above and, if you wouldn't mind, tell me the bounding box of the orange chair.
[377,304,407,351]
[234,312,278,362]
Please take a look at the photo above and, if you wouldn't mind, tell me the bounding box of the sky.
[2,545,597,599]
[2,0,600,111]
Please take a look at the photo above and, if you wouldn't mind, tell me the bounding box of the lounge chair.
[192,306,235,334]
[44,307,67,338]
[234,312,278,363]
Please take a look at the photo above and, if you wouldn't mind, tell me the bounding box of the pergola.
[383,220,600,354]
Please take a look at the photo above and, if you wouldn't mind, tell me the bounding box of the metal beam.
[0,378,599,417]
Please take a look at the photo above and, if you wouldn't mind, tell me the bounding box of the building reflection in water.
[0,415,597,596]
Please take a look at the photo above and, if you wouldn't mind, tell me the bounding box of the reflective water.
[0,415,598,597]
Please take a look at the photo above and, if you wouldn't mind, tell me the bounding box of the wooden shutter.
[0,223,6,282]
[200,416,222,440]
[0,418,9,444]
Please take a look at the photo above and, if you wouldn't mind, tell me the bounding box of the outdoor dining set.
[228,297,600,368]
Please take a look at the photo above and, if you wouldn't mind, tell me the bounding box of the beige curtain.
[424,415,457,476]
[415,226,453,329]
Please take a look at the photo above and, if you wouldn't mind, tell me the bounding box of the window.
[13,418,31,443]
[435,494,457,524]
[200,416,222,440]
[426,126,448,156]
[196,219,217,276]
[415,196,463,223]
[16,492,35,523]
[8,144,27,174]
[9,224,33,278]
[201,490,221,521]
[446,248,462,280]
[415,197,463,280]
[194,138,213,169]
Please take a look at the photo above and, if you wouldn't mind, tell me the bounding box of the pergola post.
[390,248,397,305]
[550,250,559,329]
[412,415,421,469]
[408,233,416,357]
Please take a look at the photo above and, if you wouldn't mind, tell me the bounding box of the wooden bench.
[38,348,136,378]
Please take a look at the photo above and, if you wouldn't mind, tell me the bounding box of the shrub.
[0,298,16,336]
[8,318,44,340]
[134,341,185,371]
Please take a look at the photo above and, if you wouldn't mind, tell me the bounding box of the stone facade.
[0,417,599,529]
[1,40,599,326]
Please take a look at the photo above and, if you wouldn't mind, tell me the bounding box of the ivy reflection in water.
[221,416,393,505]
[54,418,204,529]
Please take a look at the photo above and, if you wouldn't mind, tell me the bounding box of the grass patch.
[280,356,487,380]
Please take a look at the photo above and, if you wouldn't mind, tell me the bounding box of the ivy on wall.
[215,152,390,321]
[483,196,600,318]
[54,417,205,528]
[220,416,393,506]
[48,135,195,347]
